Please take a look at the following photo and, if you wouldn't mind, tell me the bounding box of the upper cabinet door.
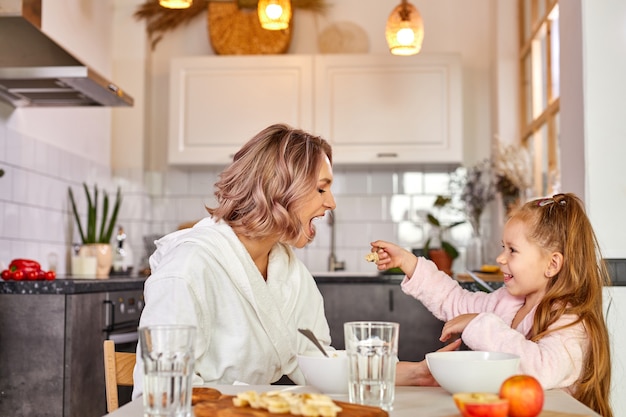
[168,55,313,165]
[314,54,462,165]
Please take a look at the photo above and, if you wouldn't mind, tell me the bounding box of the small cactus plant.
[68,183,122,244]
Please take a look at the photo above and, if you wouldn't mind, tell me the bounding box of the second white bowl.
[425,350,520,394]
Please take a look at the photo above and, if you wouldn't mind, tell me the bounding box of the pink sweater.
[401,257,587,392]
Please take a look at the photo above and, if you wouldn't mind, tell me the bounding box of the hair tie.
[537,196,567,207]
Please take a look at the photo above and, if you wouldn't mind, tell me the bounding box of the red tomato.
[26,270,39,280]
[1,270,11,281]
[12,270,24,280]
[45,271,56,280]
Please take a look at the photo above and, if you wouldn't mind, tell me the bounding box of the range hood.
[0,0,133,107]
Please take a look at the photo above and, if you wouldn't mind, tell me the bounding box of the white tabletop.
[103,385,600,417]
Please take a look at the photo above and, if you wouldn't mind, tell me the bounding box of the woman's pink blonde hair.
[207,123,332,245]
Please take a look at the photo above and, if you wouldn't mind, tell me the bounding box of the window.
[519,0,560,195]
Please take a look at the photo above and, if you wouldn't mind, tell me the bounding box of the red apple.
[499,375,544,417]
[452,392,509,417]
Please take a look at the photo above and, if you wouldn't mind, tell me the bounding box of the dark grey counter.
[312,273,504,292]
[0,276,146,295]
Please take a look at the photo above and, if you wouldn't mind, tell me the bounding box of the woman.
[132,123,459,397]
[132,124,337,396]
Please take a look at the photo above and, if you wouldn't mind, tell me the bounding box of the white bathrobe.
[132,217,331,398]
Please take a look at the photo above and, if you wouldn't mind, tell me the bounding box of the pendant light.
[257,0,292,31]
[385,0,424,56]
[159,0,192,9]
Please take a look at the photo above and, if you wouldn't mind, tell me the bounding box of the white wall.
[560,0,626,259]
[581,0,626,259]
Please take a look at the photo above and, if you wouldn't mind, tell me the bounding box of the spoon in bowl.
[297,328,329,357]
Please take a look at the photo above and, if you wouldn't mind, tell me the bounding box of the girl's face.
[496,218,552,307]
[293,154,336,248]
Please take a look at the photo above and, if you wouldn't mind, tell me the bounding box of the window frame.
[518,0,560,196]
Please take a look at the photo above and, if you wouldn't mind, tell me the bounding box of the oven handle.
[109,331,138,345]
[103,299,114,332]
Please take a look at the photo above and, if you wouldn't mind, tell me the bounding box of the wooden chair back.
[103,339,136,412]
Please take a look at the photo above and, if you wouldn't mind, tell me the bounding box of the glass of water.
[344,321,399,411]
[139,325,196,417]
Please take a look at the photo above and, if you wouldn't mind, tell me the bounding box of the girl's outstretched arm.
[369,240,419,277]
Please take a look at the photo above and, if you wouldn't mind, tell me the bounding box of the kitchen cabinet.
[0,278,145,417]
[0,292,105,417]
[314,54,462,165]
[317,282,445,362]
[168,54,461,166]
[168,55,314,165]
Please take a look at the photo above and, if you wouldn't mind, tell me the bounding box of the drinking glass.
[139,325,196,417]
[344,321,399,411]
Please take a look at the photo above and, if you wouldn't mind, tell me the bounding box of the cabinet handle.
[389,289,394,312]
[377,153,398,158]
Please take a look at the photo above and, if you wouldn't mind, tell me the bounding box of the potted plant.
[68,183,122,278]
[422,195,465,275]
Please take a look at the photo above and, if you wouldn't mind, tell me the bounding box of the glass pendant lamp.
[385,0,424,56]
[159,0,193,9]
[257,0,292,30]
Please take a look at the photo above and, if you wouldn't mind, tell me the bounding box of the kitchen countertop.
[312,272,505,292]
[0,276,147,295]
[0,271,511,295]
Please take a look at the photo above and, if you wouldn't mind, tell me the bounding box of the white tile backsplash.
[370,170,396,194]
[163,169,190,196]
[0,130,481,275]
[423,172,451,194]
[343,171,369,194]
[401,172,424,194]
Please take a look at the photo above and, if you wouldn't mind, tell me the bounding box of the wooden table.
[102,385,600,417]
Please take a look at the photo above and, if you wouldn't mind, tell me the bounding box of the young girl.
[371,193,613,417]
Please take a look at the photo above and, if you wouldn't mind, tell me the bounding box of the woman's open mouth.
[308,215,324,240]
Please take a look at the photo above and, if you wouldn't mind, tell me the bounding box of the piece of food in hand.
[499,375,544,417]
[364,251,379,262]
[453,392,509,417]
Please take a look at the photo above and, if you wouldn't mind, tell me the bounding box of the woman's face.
[496,218,552,307]
[293,154,336,248]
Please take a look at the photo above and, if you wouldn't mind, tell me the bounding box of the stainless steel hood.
[0,0,134,107]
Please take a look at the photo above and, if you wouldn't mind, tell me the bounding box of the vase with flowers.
[450,159,496,270]
[493,139,533,215]
[68,183,122,278]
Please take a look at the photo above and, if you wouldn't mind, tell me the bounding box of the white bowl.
[425,351,520,394]
[297,350,349,394]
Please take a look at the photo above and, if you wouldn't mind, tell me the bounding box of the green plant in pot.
[422,195,465,275]
[68,183,122,278]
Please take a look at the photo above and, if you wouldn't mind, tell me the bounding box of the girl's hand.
[369,240,418,277]
[440,314,478,342]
